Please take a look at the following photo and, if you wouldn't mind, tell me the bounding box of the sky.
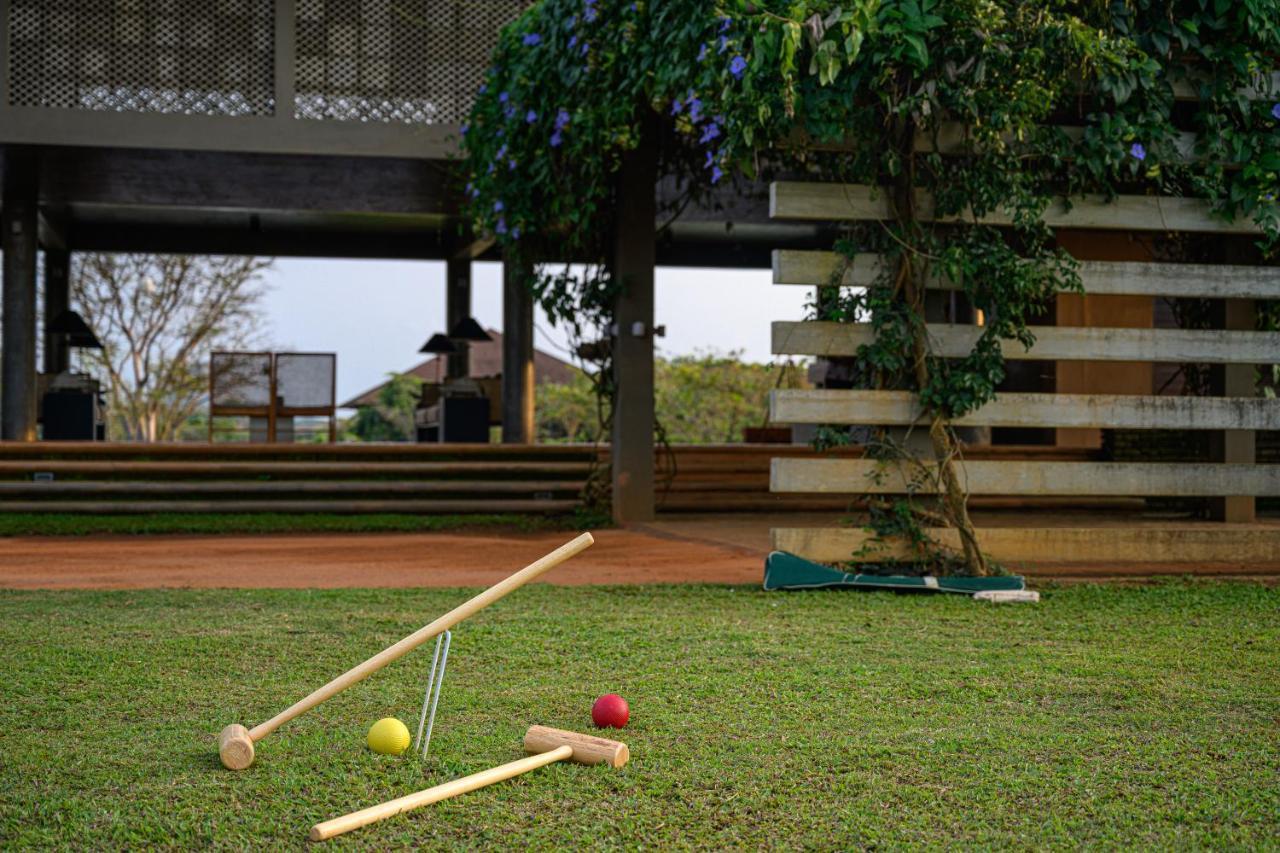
[262,259,812,406]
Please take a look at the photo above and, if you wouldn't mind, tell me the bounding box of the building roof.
[340,328,579,409]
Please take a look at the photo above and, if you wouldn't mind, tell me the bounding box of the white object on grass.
[973,590,1040,603]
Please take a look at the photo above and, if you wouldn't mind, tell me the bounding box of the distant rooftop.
[340,329,579,409]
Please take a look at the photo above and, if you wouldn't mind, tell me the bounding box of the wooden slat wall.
[772,251,1280,300]
[766,175,1280,566]
[769,182,1262,233]
[771,458,1280,497]
[770,390,1280,431]
[773,321,1280,364]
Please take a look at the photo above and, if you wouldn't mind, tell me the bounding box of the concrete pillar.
[501,257,535,443]
[445,257,472,381]
[43,248,70,375]
[2,148,39,441]
[610,124,658,523]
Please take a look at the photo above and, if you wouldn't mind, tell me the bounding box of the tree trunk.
[890,119,989,576]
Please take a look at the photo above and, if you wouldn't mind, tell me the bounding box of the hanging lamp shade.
[48,310,103,349]
[447,317,492,342]
[418,333,457,354]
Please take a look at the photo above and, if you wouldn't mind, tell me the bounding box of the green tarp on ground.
[763,551,1026,593]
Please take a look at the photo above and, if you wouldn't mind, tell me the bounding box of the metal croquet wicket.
[413,630,451,758]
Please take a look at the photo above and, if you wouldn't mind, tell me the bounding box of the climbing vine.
[463,0,1280,571]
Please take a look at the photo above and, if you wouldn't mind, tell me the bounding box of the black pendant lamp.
[48,310,103,349]
[447,317,492,342]
[418,333,457,354]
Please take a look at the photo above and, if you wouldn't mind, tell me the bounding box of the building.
[341,328,578,410]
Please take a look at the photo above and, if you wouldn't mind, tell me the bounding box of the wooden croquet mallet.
[218,533,595,770]
[308,725,629,841]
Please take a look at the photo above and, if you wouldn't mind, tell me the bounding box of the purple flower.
[508,158,517,170]
[628,2,637,11]
[522,33,542,46]
[711,166,723,184]
[498,91,509,103]
[478,84,487,94]
[568,34,578,48]
[699,122,720,144]
[1130,142,1146,161]
[1272,103,1280,120]
[718,35,728,54]
[729,56,747,79]
[704,150,714,167]
[697,42,708,61]
[526,109,538,123]
[580,41,589,56]
[496,144,507,159]
[511,226,521,240]
[584,5,598,22]
[671,98,683,115]
[495,217,507,235]
[460,123,469,135]
[719,16,731,32]
[550,130,563,147]
[687,95,703,121]
[493,200,504,213]
[555,108,571,129]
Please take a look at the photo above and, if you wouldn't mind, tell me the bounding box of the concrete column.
[1209,296,1256,523]
[2,148,39,441]
[43,248,70,375]
[445,256,472,381]
[501,257,535,443]
[610,123,658,523]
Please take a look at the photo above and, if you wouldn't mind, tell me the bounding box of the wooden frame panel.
[773,321,1280,364]
[770,458,1280,496]
[769,182,1262,233]
[772,250,1280,300]
[771,526,1280,564]
[769,390,1280,431]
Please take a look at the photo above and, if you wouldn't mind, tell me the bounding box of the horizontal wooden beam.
[0,499,577,514]
[770,390,1280,431]
[769,182,1261,234]
[1171,71,1280,101]
[773,321,1280,364]
[797,124,1201,160]
[770,458,1280,496]
[772,250,1280,300]
[771,526,1280,564]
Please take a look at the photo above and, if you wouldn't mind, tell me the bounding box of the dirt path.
[0,528,765,589]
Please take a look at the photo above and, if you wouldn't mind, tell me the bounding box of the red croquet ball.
[591,693,630,729]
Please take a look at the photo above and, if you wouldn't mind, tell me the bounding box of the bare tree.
[74,254,272,441]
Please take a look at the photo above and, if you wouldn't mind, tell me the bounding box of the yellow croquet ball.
[367,717,411,756]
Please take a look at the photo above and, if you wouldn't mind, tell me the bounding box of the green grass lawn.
[0,511,600,537]
[1,582,1276,848]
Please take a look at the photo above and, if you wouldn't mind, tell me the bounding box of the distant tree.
[346,373,423,441]
[656,350,808,444]
[74,254,271,441]
[537,371,601,443]
[536,350,809,444]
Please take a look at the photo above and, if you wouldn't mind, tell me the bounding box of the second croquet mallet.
[308,725,630,841]
[217,533,594,770]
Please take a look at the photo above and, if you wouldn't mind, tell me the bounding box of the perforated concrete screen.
[275,352,335,411]
[210,352,273,410]
[293,0,530,124]
[7,0,276,115]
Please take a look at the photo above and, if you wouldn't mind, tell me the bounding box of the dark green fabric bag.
[763,551,1025,593]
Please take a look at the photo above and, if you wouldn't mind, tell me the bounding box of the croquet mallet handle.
[309,746,574,841]
[249,532,593,742]
[308,726,629,841]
